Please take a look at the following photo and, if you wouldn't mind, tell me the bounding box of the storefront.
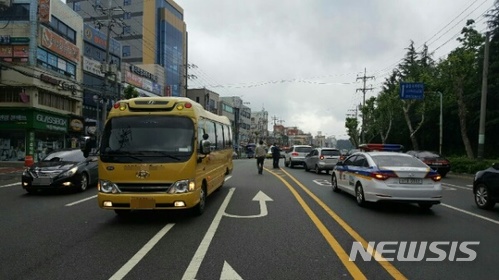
[0,107,68,162]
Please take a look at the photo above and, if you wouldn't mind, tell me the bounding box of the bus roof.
[111,96,230,125]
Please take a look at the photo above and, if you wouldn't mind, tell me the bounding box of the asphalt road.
[0,159,497,280]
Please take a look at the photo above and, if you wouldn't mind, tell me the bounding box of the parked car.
[331,145,442,209]
[473,163,499,210]
[284,145,313,168]
[21,149,99,194]
[304,148,341,174]
[406,150,451,177]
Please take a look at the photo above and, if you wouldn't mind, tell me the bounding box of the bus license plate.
[130,197,155,209]
[399,178,423,184]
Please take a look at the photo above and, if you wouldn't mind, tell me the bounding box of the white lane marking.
[442,203,499,225]
[65,195,97,206]
[0,182,21,188]
[442,183,472,191]
[109,223,175,280]
[182,187,235,280]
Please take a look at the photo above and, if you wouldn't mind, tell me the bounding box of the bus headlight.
[168,180,195,194]
[99,180,120,193]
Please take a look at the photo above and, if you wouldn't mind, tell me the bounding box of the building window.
[124,0,131,6]
[123,12,131,20]
[122,26,131,35]
[50,16,77,44]
[0,4,30,21]
[122,46,131,57]
[73,2,81,11]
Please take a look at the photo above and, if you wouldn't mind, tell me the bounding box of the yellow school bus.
[95,96,233,216]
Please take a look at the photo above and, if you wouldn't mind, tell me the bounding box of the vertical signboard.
[38,0,51,23]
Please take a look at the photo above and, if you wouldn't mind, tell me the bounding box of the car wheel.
[332,174,340,193]
[290,162,294,168]
[418,202,433,210]
[474,184,496,210]
[78,173,89,192]
[285,160,289,167]
[304,163,309,172]
[355,184,366,207]
[315,165,321,174]
[114,209,131,216]
[193,184,207,216]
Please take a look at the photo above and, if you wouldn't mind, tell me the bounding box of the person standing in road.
[255,140,266,174]
[271,143,281,169]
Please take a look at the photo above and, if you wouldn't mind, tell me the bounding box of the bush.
[448,156,497,174]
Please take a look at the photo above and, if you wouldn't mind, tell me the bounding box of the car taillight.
[291,152,299,156]
[370,171,397,181]
[426,173,442,182]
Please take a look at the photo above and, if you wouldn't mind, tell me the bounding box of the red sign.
[13,45,29,57]
[41,26,79,62]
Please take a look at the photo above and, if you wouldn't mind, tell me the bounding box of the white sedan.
[331,151,442,209]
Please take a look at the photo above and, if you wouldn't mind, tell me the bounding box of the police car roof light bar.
[358,144,404,152]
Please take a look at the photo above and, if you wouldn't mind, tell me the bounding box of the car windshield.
[322,150,341,156]
[43,150,85,163]
[295,147,312,153]
[371,155,428,168]
[100,115,194,163]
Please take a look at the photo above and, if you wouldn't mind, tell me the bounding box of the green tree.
[345,117,360,147]
[123,85,139,99]
[437,20,484,159]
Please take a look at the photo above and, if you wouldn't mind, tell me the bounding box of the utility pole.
[477,32,490,160]
[356,68,374,144]
[93,0,126,138]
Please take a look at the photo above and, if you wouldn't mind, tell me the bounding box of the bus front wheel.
[193,185,207,216]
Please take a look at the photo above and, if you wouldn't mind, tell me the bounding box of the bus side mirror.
[200,139,211,155]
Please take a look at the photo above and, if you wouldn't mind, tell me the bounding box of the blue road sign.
[400,82,424,100]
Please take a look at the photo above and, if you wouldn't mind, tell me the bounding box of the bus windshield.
[100,115,194,163]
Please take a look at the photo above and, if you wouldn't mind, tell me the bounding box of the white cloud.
[176,0,495,140]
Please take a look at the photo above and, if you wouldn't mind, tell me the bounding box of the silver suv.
[304,148,341,174]
[284,145,313,168]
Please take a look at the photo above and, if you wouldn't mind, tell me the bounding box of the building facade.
[67,0,186,97]
[0,0,84,162]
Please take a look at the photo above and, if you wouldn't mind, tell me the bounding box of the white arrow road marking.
[442,186,456,191]
[182,187,236,280]
[442,183,472,191]
[220,261,243,280]
[223,191,273,218]
[313,179,332,186]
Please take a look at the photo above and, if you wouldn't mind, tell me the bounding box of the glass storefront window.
[0,130,26,161]
[35,132,65,162]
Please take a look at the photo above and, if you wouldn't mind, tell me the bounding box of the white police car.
[331,144,442,209]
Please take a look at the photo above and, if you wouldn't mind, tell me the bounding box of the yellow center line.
[266,168,367,279]
[274,168,408,280]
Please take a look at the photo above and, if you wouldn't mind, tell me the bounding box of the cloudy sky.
[175,0,495,140]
